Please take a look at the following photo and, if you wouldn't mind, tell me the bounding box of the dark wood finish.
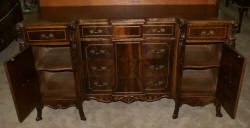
[3,2,247,121]
[4,47,40,122]
[217,45,246,118]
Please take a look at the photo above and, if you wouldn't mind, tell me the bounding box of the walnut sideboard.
[3,16,246,122]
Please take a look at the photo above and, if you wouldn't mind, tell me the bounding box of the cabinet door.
[4,47,41,122]
[216,45,246,118]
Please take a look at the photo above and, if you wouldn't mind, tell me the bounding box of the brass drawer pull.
[40,33,55,39]
[89,49,105,55]
[151,49,166,54]
[152,28,166,33]
[150,80,164,86]
[200,30,215,36]
[149,65,165,71]
[89,29,104,34]
[93,81,108,87]
[91,66,107,71]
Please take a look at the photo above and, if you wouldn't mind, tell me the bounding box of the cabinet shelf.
[33,47,73,71]
[39,71,76,99]
[184,44,222,69]
[181,69,218,96]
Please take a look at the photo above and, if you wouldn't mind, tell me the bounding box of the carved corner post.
[16,23,28,51]
[227,22,238,48]
[172,19,186,119]
[69,23,86,121]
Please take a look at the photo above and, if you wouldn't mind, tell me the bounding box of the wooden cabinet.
[173,20,246,119]
[4,18,246,122]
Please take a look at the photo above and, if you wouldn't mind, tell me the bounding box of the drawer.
[143,24,175,36]
[142,43,170,59]
[88,77,113,91]
[142,77,168,91]
[86,44,114,59]
[112,26,142,38]
[186,25,228,40]
[88,60,114,77]
[142,60,168,77]
[81,26,112,37]
[26,29,68,42]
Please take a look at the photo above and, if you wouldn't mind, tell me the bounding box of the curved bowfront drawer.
[25,27,69,43]
[86,44,114,59]
[142,77,168,91]
[81,26,112,37]
[143,24,175,37]
[186,24,229,40]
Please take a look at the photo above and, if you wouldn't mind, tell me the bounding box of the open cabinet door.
[4,47,41,122]
[217,45,247,119]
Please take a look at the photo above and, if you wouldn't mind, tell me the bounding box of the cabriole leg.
[36,104,43,121]
[215,100,223,117]
[172,101,181,119]
[77,103,86,121]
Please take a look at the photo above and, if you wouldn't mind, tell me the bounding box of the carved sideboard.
[3,0,247,123]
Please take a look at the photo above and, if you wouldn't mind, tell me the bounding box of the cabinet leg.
[172,101,181,119]
[36,104,43,121]
[77,103,86,121]
[215,100,223,117]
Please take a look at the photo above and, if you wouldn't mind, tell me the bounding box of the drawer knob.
[160,28,166,32]
[93,81,108,87]
[90,29,103,34]
[89,49,105,55]
[151,49,166,54]
[201,31,207,36]
[91,66,107,71]
[208,30,214,36]
[149,65,165,70]
[150,80,164,86]
[40,33,54,39]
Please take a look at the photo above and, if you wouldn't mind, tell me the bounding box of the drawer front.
[112,26,142,38]
[187,25,228,40]
[142,60,168,77]
[86,44,114,59]
[143,24,175,36]
[88,77,113,91]
[26,29,68,42]
[81,26,112,37]
[142,43,170,59]
[143,77,168,91]
[88,60,114,77]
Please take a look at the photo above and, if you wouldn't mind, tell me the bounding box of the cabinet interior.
[184,43,223,69]
[32,46,72,71]
[32,46,75,99]
[181,68,218,96]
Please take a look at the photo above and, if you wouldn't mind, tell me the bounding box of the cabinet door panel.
[4,47,40,122]
[217,45,246,119]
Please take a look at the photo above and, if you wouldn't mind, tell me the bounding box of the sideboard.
[3,0,247,123]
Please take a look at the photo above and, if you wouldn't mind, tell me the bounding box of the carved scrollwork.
[145,94,169,102]
[113,95,145,103]
[46,103,75,109]
[86,95,113,103]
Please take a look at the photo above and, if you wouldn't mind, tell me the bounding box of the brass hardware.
[90,29,103,34]
[40,33,55,39]
[93,81,108,87]
[149,65,165,70]
[150,81,164,86]
[151,49,166,54]
[208,30,214,35]
[10,58,15,62]
[201,31,206,35]
[91,66,107,71]
[89,49,105,55]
